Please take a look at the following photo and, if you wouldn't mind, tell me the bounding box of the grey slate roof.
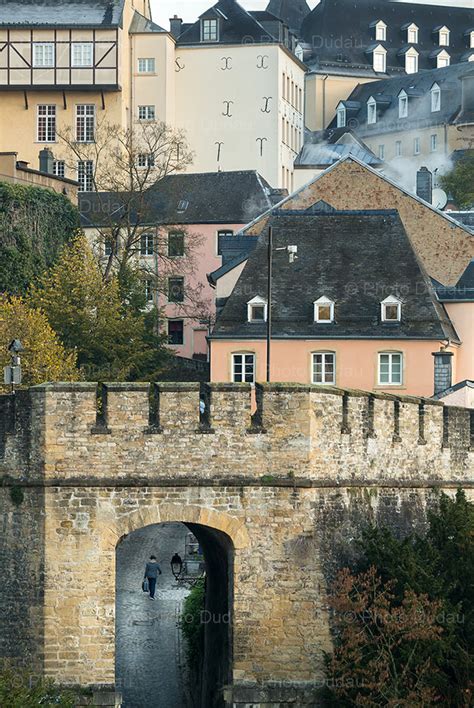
[79,170,277,227]
[0,0,125,27]
[212,207,458,342]
[302,0,474,76]
[327,63,474,137]
[433,379,474,400]
[448,211,474,233]
[129,11,166,34]
[265,0,311,35]
[295,139,382,168]
[435,259,474,302]
[177,0,289,46]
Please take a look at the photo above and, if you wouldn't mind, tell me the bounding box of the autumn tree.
[29,235,172,381]
[0,295,78,387]
[325,491,474,707]
[58,118,209,324]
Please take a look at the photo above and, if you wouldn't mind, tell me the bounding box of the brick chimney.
[432,351,453,396]
[38,148,54,174]
[169,15,183,38]
[416,166,433,204]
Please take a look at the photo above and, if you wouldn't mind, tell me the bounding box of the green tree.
[30,235,172,381]
[0,295,78,387]
[326,491,474,706]
[180,578,205,674]
[0,661,83,707]
[0,182,79,294]
[440,154,474,209]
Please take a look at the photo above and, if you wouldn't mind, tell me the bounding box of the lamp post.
[170,553,183,581]
[266,226,298,383]
[4,339,24,392]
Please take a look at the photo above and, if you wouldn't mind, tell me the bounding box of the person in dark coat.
[143,555,162,600]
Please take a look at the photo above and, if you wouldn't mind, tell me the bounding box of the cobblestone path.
[116,522,190,708]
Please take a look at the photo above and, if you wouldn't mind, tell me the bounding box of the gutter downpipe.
[322,74,329,130]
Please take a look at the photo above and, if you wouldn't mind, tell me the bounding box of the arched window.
[367,96,377,124]
[336,103,346,128]
[430,83,441,112]
[312,352,336,385]
[398,90,408,118]
[378,351,403,385]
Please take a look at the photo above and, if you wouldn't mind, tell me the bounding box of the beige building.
[0,0,306,190]
[0,149,78,202]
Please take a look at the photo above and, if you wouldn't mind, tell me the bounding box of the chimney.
[432,351,453,396]
[39,148,54,174]
[416,166,432,204]
[169,15,183,38]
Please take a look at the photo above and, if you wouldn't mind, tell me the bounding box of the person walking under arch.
[143,555,162,600]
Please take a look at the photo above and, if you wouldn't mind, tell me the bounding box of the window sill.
[374,385,406,390]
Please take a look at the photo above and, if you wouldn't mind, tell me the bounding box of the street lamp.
[4,339,24,391]
[170,553,183,581]
[266,226,298,382]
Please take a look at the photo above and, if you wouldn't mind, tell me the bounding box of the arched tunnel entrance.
[116,521,233,708]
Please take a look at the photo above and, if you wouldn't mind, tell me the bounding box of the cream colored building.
[0,0,306,190]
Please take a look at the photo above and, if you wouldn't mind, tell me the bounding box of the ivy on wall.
[0,182,79,294]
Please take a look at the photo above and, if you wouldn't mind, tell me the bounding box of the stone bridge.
[0,382,473,707]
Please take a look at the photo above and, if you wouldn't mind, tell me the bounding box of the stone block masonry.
[0,382,473,707]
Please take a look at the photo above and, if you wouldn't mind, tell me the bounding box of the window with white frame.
[232,353,255,383]
[413,137,420,155]
[137,153,155,168]
[37,105,56,142]
[144,279,154,303]
[76,104,95,142]
[378,352,403,385]
[437,51,450,68]
[336,103,346,128]
[381,295,402,322]
[72,42,93,67]
[374,21,386,41]
[138,105,155,121]
[431,83,441,112]
[373,48,386,72]
[314,296,334,323]
[438,27,450,46]
[247,296,267,323]
[378,144,385,160]
[201,18,218,41]
[405,49,418,74]
[312,352,336,385]
[33,42,54,67]
[430,134,438,152]
[395,140,402,157]
[407,23,418,43]
[140,232,154,256]
[77,160,94,192]
[469,31,474,49]
[53,160,65,177]
[138,57,155,73]
[398,90,408,118]
[367,97,377,124]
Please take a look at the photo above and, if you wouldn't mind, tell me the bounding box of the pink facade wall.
[210,339,459,398]
[444,303,474,385]
[161,223,244,360]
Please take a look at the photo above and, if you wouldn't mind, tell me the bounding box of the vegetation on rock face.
[440,154,474,209]
[180,578,205,673]
[0,182,79,294]
[0,662,83,707]
[29,234,172,381]
[0,295,78,387]
[325,490,474,707]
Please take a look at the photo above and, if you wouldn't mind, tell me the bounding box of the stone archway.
[111,505,248,708]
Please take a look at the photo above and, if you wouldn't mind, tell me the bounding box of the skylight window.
[314,297,335,323]
[247,296,267,323]
[381,296,402,322]
[177,200,189,213]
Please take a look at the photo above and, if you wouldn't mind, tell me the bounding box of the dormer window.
[367,97,377,124]
[314,297,335,323]
[374,21,386,41]
[201,18,218,41]
[437,50,450,68]
[469,31,474,49]
[438,26,450,47]
[431,83,441,112]
[407,23,419,44]
[405,48,419,74]
[336,103,346,128]
[373,46,386,72]
[381,296,402,322]
[398,90,408,118]
[247,296,267,323]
